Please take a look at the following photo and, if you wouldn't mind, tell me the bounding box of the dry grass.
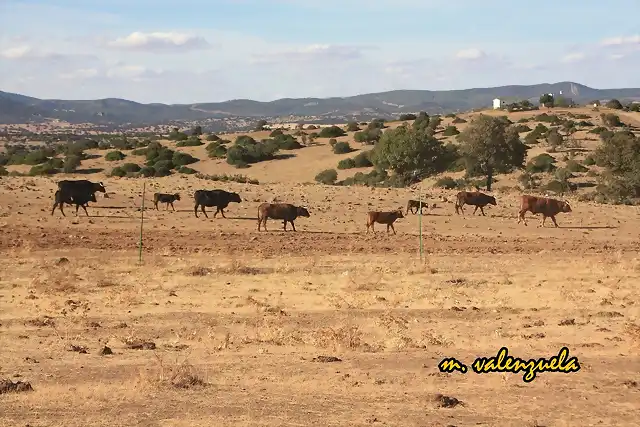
[1,107,640,426]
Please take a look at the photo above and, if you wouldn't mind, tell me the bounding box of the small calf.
[153,193,180,211]
[406,199,429,215]
[366,209,404,235]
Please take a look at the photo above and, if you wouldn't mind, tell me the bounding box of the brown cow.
[517,195,572,227]
[257,203,310,232]
[406,199,429,215]
[454,191,497,216]
[366,209,404,234]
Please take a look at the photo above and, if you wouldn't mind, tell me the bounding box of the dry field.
[1,108,640,426]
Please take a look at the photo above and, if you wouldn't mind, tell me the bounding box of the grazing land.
[1,105,640,426]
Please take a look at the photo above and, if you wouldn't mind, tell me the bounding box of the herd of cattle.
[50,179,573,232]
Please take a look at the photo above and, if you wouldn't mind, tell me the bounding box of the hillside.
[2,81,640,127]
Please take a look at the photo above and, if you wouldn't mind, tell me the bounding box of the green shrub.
[565,159,588,173]
[269,129,284,137]
[139,166,155,177]
[442,126,460,136]
[110,166,126,177]
[315,168,338,185]
[332,141,353,154]
[544,179,571,194]
[452,117,467,124]
[0,166,8,176]
[526,153,556,173]
[583,155,596,166]
[554,167,574,181]
[399,114,417,121]
[176,138,203,147]
[206,142,227,158]
[337,158,356,169]
[206,133,221,141]
[318,126,346,138]
[178,166,197,174]
[23,150,49,165]
[105,151,126,161]
[589,126,607,134]
[226,136,279,168]
[172,151,198,167]
[272,134,302,150]
[131,148,147,155]
[434,176,459,189]
[121,163,141,173]
[62,155,82,173]
[512,124,532,133]
[329,138,337,147]
[345,122,360,132]
[352,151,373,168]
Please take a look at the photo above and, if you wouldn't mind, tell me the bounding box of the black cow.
[52,179,106,217]
[51,190,97,217]
[194,189,242,218]
[257,203,310,231]
[153,193,180,211]
[454,191,497,216]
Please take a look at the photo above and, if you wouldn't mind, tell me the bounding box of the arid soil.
[1,173,640,426]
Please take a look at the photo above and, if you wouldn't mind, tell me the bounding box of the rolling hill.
[2,81,640,126]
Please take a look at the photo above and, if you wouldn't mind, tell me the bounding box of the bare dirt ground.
[1,173,640,427]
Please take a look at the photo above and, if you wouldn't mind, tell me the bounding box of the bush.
[121,163,141,173]
[583,155,596,166]
[272,134,302,150]
[337,158,356,169]
[226,136,279,168]
[139,166,155,177]
[269,129,284,137]
[63,155,82,173]
[176,138,204,147]
[606,99,623,110]
[399,113,417,121]
[131,148,147,155]
[512,124,532,133]
[110,166,126,177]
[354,128,382,144]
[452,117,467,124]
[589,126,607,134]
[315,169,338,185]
[329,138,337,147]
[23,150,49,165]
[434,176,463,190]
[28,162,59,176]
[442,126,460,136]
[565,159,588,173]
[352,151,373,168]
[172,151,198,167]
[206,133,221,141]
[318,126,346,138]
[105,151,126,161]
[206,141,227,158]
[526,153,556,173]
[518,172,539,189]
[333,141,353,154]
[0,166,8,176]
[544,179,571,194]
[555,167,574,181]
[178,166,197,174]
[601,113,622,127]
[345,122,360,132]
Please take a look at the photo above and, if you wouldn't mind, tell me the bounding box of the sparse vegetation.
[105,151,126,161]
[315,168,338,185]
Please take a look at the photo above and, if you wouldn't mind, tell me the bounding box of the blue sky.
[1,0,638,103]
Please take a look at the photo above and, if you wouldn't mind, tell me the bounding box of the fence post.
[138,181,146,264]
[418,186,423,262]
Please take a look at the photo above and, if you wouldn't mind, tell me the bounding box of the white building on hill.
[493,98,506,109]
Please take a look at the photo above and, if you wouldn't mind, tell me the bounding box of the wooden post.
[138,182,146,263]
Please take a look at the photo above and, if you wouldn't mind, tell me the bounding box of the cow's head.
[174,193,181,201]
[488,195,497,206]
[395,208,405,219]
[94,182,107,193]
[230,192,242,203]
[561,201,572,213]
[297,206,310,218]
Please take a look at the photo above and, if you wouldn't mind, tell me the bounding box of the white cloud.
[106,65,164,81]
[0,45,33,59]
[561,52,585,63]
[600,35,640,46]
[250,44,373,64]
[455,48,486,60]
[105,31,212,52]
[59,68,99,79]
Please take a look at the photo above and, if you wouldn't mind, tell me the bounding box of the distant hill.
[2,81,640,127]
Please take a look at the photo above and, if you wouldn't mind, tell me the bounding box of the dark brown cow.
[257,203,310,232]
[517,195,572,227]
[454,191,497,216]
[406,199,429,215]
[366,209,404,234]
[153,193,180,211]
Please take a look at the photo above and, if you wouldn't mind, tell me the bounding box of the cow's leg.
[541,215,547,227]
[75,203,80,216]
[517,210,527,226]
[170,202,176,212]
[473,205,479,215]
[390,223,396,235]
[291,221,297,232]
[80,204,89,217]
[219,208,227,218]
[263,218,268,231]
[479,206,486,216]
[194,203,199,218]
[550,215,559,228]
[59,202,66,217]
[154,201,159,210]
[201,205,208,218]
[282,220,287,231]
[51,202,60,216]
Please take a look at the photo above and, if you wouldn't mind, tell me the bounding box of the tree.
[605,99,623,110]
[457,114,529,191]
[370,123,450,182]
[254,120,268,131]
[345,121,360,132]
[594,131,640,199]
[546,129,564,150]
[192,125,203,136]
[539,94,554,108]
